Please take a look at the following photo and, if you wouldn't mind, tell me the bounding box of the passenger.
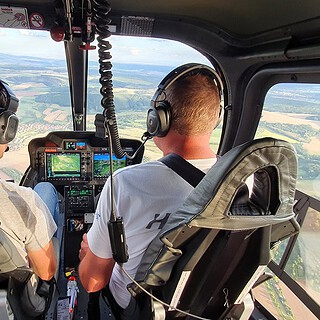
[78,64,222,316]
[0,80,60,281]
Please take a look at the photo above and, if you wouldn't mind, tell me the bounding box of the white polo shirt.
[87,158,216,308]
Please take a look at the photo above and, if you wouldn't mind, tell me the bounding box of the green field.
[0,56,319,201]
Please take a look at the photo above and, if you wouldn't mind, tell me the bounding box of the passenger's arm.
[78,233,115,292]
[27,239,57,281]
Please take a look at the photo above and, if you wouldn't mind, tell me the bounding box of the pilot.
[0,80,60,286]
[79,63,222,318]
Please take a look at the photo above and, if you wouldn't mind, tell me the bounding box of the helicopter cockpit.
[23,131,144,273]
[0,0,319,320]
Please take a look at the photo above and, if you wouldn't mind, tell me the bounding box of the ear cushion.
[0,110,19,144]
[146,101,171,137]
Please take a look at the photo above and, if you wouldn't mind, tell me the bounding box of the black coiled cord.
[93,0,126,158]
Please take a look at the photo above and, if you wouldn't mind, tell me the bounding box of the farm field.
[0,54,319,201]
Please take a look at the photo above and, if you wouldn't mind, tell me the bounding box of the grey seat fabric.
[0,229,59,318]
[0,229,27,274]
[123,137,299,320]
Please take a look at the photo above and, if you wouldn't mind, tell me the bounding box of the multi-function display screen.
[64,141,87,150]
[46,153,81,178]
[93,153,127,178]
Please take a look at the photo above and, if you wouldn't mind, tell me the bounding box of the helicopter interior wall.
[4,0,320,37]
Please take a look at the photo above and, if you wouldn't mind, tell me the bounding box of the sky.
[0,28,210,67]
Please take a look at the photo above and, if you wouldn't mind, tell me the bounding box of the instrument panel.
[27,131,144,189]
[25,131,144,270]
[39,144,132,185]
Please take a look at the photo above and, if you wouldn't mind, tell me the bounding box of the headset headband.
[146,63,225,138]
[151,63,224,105]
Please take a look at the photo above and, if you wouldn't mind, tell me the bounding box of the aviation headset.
[146,63,224,137]
[0,80,19,144]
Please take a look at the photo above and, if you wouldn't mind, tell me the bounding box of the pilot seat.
[107,137,300,320]
[0,230,59,320]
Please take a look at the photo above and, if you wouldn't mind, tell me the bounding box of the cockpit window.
[0,30,221,181]
[254,83,320,319]
[0,29,71,182]
[256,83,320,201]
[87,36,218,161]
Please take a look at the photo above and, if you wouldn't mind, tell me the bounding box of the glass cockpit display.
[30,133,143,187]
[64,141,87,150]
[93,153,127,178]
[46,153,81,178]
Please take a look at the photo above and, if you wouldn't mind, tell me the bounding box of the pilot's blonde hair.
[166,73,221,136]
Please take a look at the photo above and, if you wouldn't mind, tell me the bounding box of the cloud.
[0,29,210,66]
[130,48,140,56]
[18,29,47,37]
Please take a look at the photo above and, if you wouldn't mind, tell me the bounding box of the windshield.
[0,29,221,181]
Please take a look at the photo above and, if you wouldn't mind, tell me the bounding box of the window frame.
[239,62,320,319]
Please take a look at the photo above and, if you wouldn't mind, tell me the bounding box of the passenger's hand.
[79,233,89,261]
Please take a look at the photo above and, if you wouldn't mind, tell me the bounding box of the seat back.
[0,229,58,319]
[0,229,28,275]
[0,229,33,319]
[125,137,299,320]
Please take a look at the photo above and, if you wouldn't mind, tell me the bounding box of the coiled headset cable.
[93,0,151,160]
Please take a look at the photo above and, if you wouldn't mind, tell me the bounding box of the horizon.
[0,28,210,67]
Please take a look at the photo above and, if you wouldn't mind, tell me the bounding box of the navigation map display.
[46,153,81,178]
[93,153,127,178]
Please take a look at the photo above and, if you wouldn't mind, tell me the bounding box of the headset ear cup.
[156,101,171,137]
[0,110,19,144]
[146,108,160,137]
[146,101,171,137]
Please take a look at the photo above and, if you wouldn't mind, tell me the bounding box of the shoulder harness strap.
[159,153,205,187]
